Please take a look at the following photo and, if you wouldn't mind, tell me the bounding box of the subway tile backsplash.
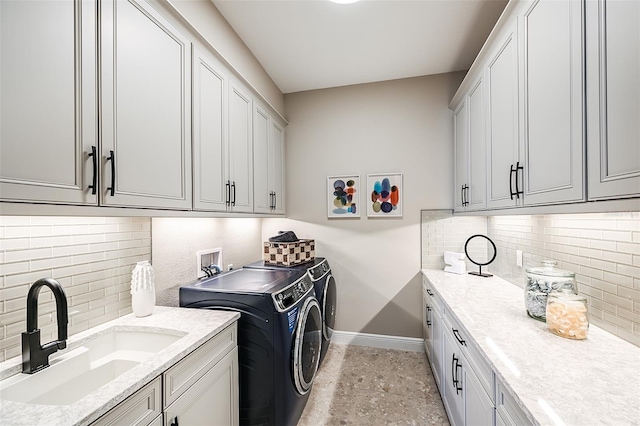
[0,217,151,362]
[421,210,640,348]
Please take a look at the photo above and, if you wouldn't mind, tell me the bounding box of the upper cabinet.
[519,0,585,206]
[485,21,520,210]
[453,102,468,212]
[228,80,254,213]
[100,0,192,210]
[0,0,97,205]
[451,0,638,212]
[586,0,640,200]
[253,101,286,214]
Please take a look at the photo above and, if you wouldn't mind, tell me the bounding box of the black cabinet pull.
[461,185,464,206]
[170,416,179,426]
[510,162,524,200]
[426,306,432,327]
[231,181,236,206]
[451,353,457,389]
[226,181,231,206]
[452,328,467,346]
[273,191,277,210]
[269,191,274,210]
[106,150,115,196]
[88,146,97,195]
[426,289,434,297]
[454,354,463,395]
[465,185,469,206]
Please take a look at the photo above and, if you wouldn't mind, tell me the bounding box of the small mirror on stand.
[464,234,497,278]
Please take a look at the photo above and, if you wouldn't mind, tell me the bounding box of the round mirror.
[464,234,497,277]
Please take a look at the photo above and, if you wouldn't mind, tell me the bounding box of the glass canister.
[546,289,589,340]
[525,260,576,321]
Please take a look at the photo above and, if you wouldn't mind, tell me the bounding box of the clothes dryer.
[244,258,336,365]
[180,268,321,426]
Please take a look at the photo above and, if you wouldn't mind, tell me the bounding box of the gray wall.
[263,73,465,338]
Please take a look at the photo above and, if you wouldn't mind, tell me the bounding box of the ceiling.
[212,0,508,94]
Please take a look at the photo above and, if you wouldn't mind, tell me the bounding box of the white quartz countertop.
[0,306,239,426]
[422,269,640,426]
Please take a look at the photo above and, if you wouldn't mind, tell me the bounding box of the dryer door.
[292,297,322,395]
[322,274,337,340]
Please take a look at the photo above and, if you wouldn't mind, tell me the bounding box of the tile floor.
[299,344,450,425]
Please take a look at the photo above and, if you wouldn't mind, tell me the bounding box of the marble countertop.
[0,306,239,426]
[422,269,640,426]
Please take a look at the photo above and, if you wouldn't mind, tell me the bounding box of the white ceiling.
[212,0,508,94]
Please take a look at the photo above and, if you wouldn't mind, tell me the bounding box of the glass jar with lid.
[525,260,576,321]
[546,289,589,340]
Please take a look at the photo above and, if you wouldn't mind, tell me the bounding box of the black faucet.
[21,278,69,374]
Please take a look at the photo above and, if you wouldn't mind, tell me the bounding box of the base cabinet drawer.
[495,379,532,426]
[92,377,162,426]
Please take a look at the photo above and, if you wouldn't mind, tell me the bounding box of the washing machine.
[244,258,336,365]
[179,268,322,426]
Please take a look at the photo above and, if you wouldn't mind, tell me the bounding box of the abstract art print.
[328,175,360,218]
[367,173,402,217]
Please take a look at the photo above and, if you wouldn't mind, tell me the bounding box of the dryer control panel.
[272,274,314,312]
[308,259,331,281]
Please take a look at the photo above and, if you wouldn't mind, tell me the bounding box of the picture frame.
[327,175,360,218]
[367,173,403,217]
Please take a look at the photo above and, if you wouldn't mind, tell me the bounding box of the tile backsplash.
[0,216,151,362]
[421,210,640,348]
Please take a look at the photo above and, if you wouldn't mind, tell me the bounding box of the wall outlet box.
[516,250,523,267]
[197,248,223,278]
[227,264,234,271]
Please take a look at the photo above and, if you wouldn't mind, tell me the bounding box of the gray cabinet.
[486,22,520,210]
[253,102,286,215]
[100,0,192,210]
[0,0,98,205]
[519,0,585,206]
[454,102,469,212]
[423,278,443,392]
[192,46,229,212]
[228,80,254,213]
[586,0,640,200]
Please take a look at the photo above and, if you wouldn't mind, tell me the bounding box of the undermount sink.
[0,327,185,406]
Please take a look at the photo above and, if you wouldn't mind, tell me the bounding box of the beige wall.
[151,218,263,306]
[163,0,284,115]
[263,73,465,339]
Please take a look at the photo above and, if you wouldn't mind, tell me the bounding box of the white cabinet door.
[520,0,585,206]
[442,329,464,426]
[467,77,487,211]
[270,120,286,214]
[486,22,521,210]
[192,46,228,212]
[228,80,253,213]
[462,362,494,426]
[0,0,97,205]
[430,303,444,392]
[454,102,469,212]
[423,289,432,358]
[165,348,239,426]
[100,0,191,210]
[253,103,271,214]
[586,0,640,200]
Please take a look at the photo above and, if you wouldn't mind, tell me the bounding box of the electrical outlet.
[228,264,234,271]
[516,250,523,267]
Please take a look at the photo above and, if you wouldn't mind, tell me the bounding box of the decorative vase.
[131,260,155,317]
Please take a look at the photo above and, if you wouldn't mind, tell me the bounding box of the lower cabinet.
[423,277,443,391]
[442,328,494,426]
[92,323,238,426]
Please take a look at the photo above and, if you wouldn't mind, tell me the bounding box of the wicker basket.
[263,239,315,266]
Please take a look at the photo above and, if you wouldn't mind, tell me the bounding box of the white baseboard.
[331,330,424,352]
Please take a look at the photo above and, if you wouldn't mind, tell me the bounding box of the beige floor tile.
[299,344,449,426]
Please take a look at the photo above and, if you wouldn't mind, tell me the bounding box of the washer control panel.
[273,273,314,311]
[308,259,330,281]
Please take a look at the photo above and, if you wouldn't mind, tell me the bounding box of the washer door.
[292,297,322,395]
[322,274,337,340]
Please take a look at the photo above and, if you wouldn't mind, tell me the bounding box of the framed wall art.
[327,175,360,218]
[367,173,402,217]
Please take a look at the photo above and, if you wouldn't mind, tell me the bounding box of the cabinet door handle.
[170,416,179,426]
[509,164,515,200]
[106,150,115,196]
[226,181,231,206]
[465,185,469,206]
[460,185,465,206]
[454,355,463,395]
[510,162,523,200]
[514,161,523,199]
[426,306,432,327]
[452,328,467,346]
[273,191,277,210]
[231,181,236,206]
[426,289,433,296]
[270,191,274,210]
[88,146,97,195]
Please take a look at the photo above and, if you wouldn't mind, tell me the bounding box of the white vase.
[131,260,156,317]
